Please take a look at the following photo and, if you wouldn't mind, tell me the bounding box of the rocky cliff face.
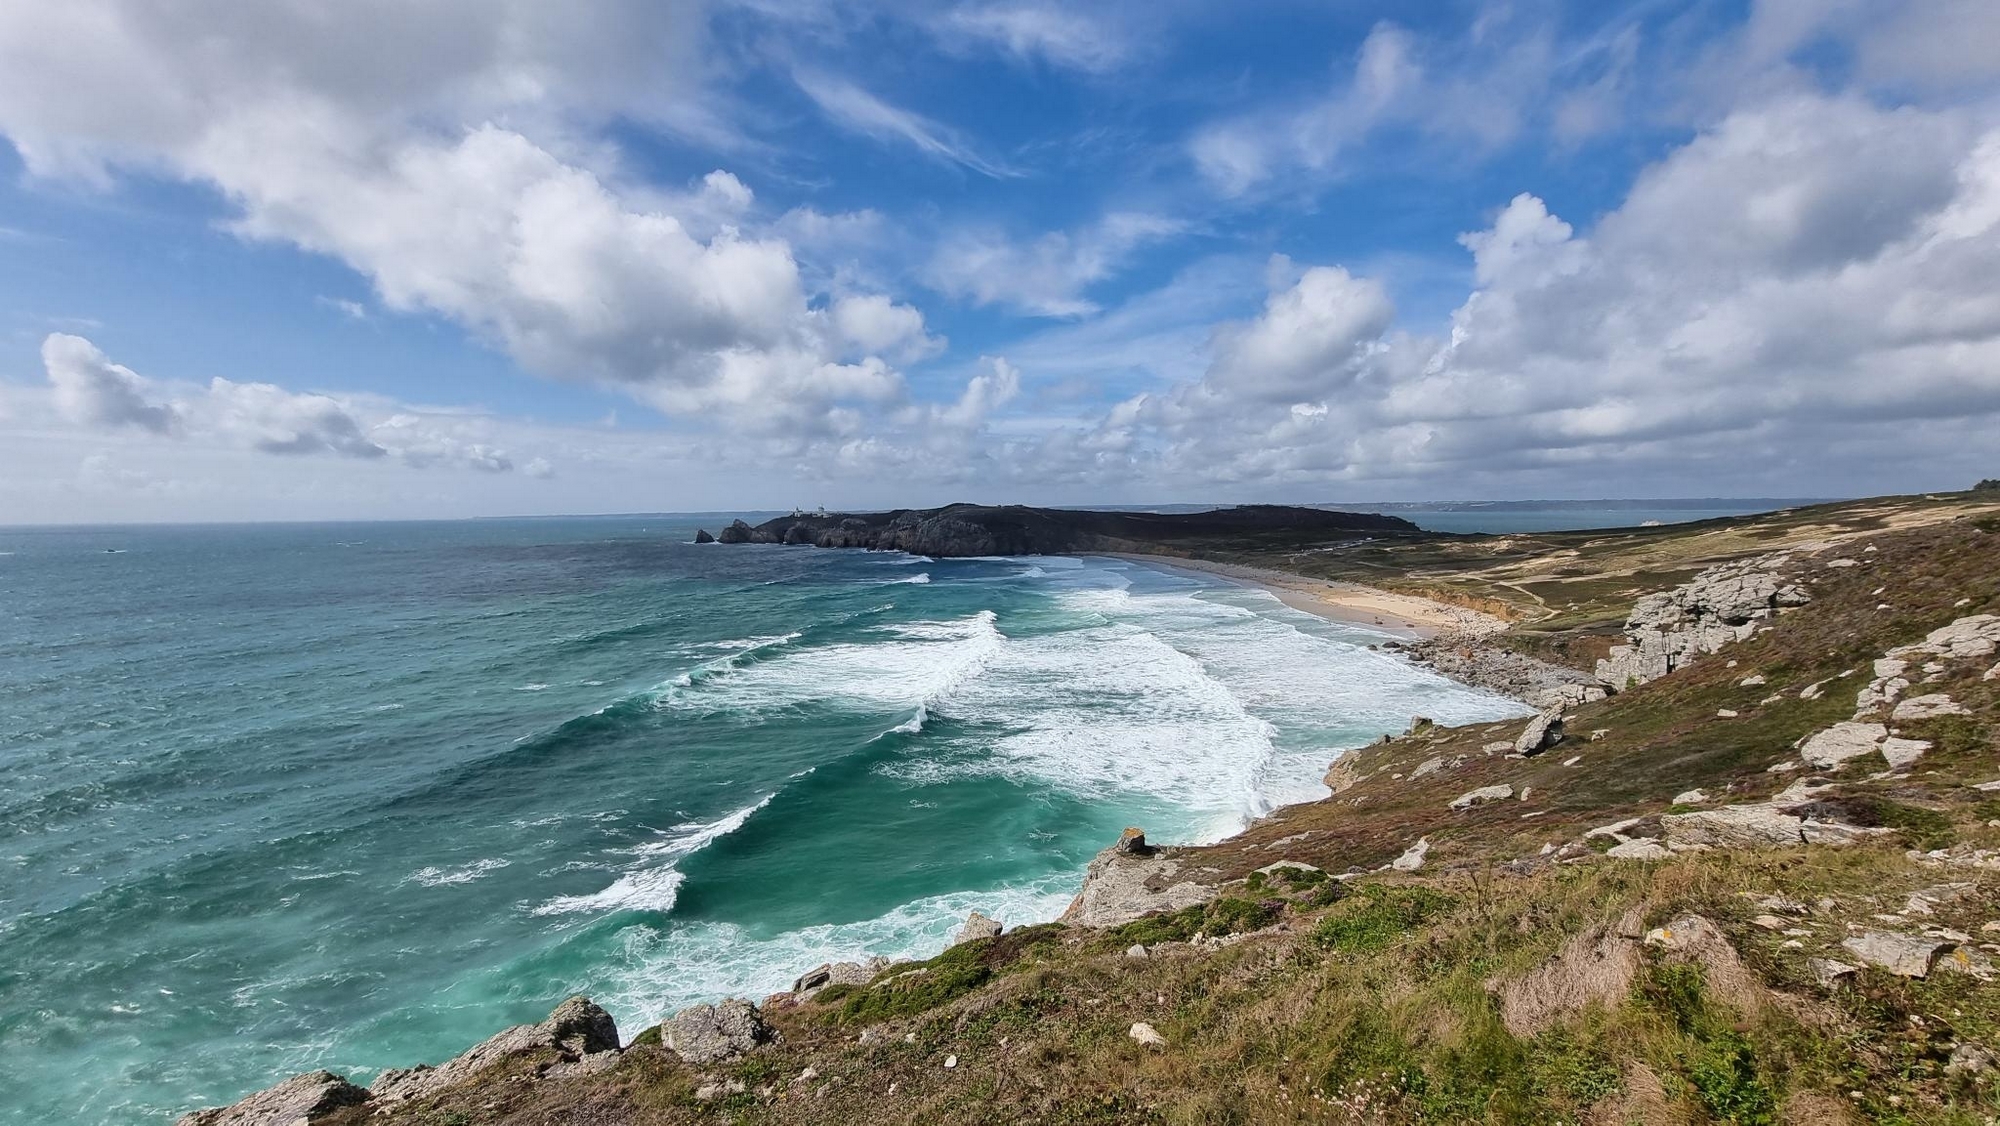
[710,503,1417,558]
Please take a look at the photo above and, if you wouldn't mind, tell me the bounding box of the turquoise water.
[0,518,1525,1124]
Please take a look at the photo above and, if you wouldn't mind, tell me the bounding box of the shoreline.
[1098,552,1509,641]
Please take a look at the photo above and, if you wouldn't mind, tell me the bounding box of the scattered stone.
[1939,946,1998,981]
[695,1079,747,1102]
[1410,756,1444,780]
[660,998,772,1065]
[1482,740,1512,754]
[1841,932,1954,978]
[952,910,1004,946]
[1519,786,1533,802]
[1949,1043,1997,1075]
[175,1071,371,1126]
[1590,729,1609,741]
[1716,708,1739,718]
[1892,694,1968,721]
[1826,559,1858,568]
[943,1055,957,1069]
[1799,722,1888,769]
[1810,958,1859,987]
[1986,662,1999,682]
[1586,818,1644,841]
[1514,707,1565,755]
[1562,755,1582,767]
[1129,1022,1167,1050]
[1126,944,1149,959]
[1606,838,1671,860]
[1751,915,1789,930]
[1450,784,1514,811]
[1767,761,1800,773]
[373,997,621,1104]
[1880,737,1932,770]
[1390,838,1431,872]
[1674,789,1709,805]
[1663,804,1889,850]
[1800,681,1826,700]
[1739,674,1767,687]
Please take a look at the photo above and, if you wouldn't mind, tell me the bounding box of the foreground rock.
[792,958,889,1001]
[175,1071,369,1126]
[661,998,773,1065]
[179,997,619,1124]
[1060,828,1217,928]
[952,910,1004,946]
[1514,706,1564,755]
[374,996,620,1103]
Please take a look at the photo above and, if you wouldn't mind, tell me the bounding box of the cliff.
[707,502,1416,557]
[174,490,2000,1125]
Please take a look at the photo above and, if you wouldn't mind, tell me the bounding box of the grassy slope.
[328,497,2000,1126]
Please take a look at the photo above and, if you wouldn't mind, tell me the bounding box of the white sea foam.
[883,572,931,585]
[585,872,1082,1031]
[530,795,773,917]
[516,683,550,692]
[657,610,1005,715]
[406,858,512,888]
[874,562,1527,840]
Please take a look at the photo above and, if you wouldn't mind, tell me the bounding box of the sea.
[0,506,1730,1123]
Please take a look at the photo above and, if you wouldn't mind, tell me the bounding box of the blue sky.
[2,0,1998,521]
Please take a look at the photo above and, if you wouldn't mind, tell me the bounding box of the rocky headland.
[702,502,1415,557]
[175,489,2000,1125]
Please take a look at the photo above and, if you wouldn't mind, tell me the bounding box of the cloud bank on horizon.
[0,0,1997,521]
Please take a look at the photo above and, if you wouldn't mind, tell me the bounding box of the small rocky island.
[701,502,1415,558]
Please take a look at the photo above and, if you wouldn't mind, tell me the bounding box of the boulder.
[1450,784,1514,811]
[661,998,772,1065]
[1892,694,1968,721]
[1060,828,1215,928]
[1799,722,1887,769]
[1528,683,1608,709]
[1880,737,1932,770]
[175,1070,370,1126]
[1673,789,1709,805]
[694,528,716,544]
[1514,707,1564,755]
[715,519,755,544]
[952,910,1004,946]
[1389,838,1430,872]
[1841,931,1953,978]
[372,996,619,1103]
[792,958,887,1000]
[1324,757,1364,793]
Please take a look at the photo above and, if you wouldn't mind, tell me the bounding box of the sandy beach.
[1102,553,1508,639]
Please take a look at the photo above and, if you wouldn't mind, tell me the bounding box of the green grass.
[1311,884,1455,952]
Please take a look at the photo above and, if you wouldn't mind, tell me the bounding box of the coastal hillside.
[181,491,2000,1125]
[704,503,1416,557]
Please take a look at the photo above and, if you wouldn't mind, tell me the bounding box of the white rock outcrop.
[1799,722,1889,769]
[1594,556,1810,690]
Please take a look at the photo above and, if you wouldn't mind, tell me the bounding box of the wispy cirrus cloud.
[792,70,1020,179]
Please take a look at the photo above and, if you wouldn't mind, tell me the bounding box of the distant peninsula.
[703,503,1416,558]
